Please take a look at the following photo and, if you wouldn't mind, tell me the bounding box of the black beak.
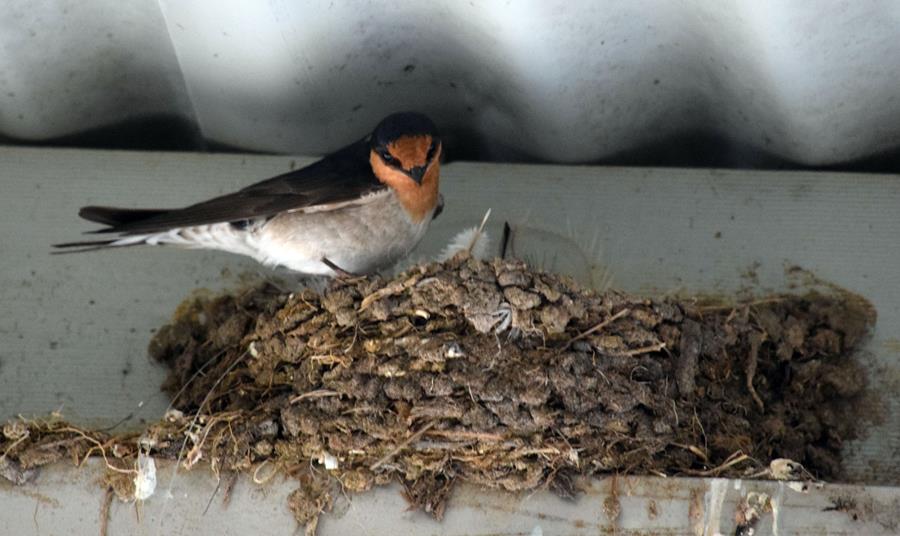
[408,166,426,184]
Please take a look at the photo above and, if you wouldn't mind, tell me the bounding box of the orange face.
[370,137,441,223]
[373,134,439,183]
[387,134,433,171]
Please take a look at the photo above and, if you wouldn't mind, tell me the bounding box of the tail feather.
[56,207,257,257]
[52,206,170,253]
[78,206,168,231]
[51,238,121,254]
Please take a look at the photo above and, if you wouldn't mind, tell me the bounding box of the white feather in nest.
[500,214,615,292]
[379,210,494,276]
[389,227,491,275]
[438,227,492,261]
[438,208,493,261]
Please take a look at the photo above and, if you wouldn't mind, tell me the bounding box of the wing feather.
[80,137,384,235]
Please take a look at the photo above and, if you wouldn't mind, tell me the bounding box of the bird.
[54,112,444,276]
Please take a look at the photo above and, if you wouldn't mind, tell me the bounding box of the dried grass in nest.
[0,255,879,532]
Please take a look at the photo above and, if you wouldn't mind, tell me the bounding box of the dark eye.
[379,149,395,164]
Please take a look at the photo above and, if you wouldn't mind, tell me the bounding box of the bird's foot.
[321,256,362,280]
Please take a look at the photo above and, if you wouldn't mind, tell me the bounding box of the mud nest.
[0,256,878,528]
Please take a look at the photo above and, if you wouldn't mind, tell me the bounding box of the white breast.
[255,189,433,275]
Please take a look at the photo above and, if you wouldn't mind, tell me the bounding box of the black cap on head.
[371,112,438,148]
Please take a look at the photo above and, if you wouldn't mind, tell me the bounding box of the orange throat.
[370,150,440,223]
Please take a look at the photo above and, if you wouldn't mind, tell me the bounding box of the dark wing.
[80,137,383,236]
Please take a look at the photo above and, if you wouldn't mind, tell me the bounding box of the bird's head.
[370,112,441,186]
[369,112,442,223]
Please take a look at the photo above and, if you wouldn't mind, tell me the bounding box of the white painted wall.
[2,1,900,164]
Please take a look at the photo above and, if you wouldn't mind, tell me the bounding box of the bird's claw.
[321,256,360,280]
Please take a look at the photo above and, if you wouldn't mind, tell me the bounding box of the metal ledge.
[3,460,899,535]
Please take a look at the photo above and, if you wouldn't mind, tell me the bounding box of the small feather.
[438,227,491,261]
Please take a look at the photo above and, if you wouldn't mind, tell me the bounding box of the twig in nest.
[1,433,29,461]
[184,411,242,471]
[670,442,710,463]
[60,427,134,475]
[157,351,249,534]
[253,459,278,484]
[562,308,631,351]
[166,349,226,410]
[360,274,423,311]
[290,390,341,404]
[413,440,475,451]
[203,476,224,515]
[426,429,507,442]
[509,447,562,460]
[684,451,752,476]
[309,354,350,367]
[692,408,708,455]
[621,342,667,356]
[370,422,436,471]
[746,332,766,412]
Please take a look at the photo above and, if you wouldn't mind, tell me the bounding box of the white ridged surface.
[1,1,900,164]
[0,1,193,139]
